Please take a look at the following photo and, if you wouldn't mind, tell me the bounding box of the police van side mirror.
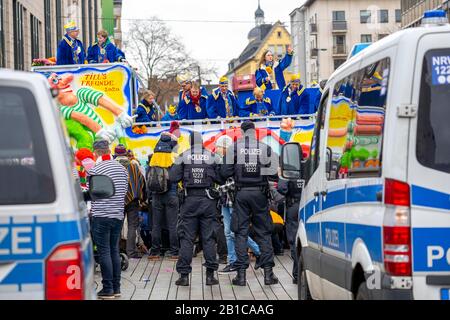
[281,143,303,180]
[87,175,115,201]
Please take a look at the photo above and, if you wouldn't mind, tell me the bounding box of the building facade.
[113,0,122,49]
[290,0,401,86]
[0,0,102,70]
[402,0,450,28]
[227,2,293,87]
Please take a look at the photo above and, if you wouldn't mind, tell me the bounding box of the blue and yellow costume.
[161,105,179,122]
[135,99,158,123]
[178,86,208,104]
[57,22,85,65]
[87,37,126,63]
[307,82,322,114]
[178,92,208,120]
[255,51,293,90]
[240,97,274,117]
[275,75,309,116]
[206,77,240,118]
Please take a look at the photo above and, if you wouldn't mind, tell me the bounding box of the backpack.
[147,166,169,194]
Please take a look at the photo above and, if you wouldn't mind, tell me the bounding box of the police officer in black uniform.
[278,177,303,284]
[220,121,279,286]
[170,131,221,286]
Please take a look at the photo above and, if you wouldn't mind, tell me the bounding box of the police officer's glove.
[96,128,116,143]
[117,111,135,128]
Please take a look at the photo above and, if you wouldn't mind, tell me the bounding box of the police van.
[0,69,115,299]
[281,10,450,300]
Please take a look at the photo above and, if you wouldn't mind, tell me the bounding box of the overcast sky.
[122,0,305,81]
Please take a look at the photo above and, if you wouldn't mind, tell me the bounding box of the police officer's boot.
[175,274,189,286]
[264,267,279,285]
[205,269,219,286]
[232,270,246,286]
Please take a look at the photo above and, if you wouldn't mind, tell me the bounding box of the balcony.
[332,44,347,56]
[332,20,347,32]
[310,23,317,33]
[310,48,318,58]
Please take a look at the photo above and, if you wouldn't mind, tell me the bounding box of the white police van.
[0,69,114,299]
[281,10,450,300]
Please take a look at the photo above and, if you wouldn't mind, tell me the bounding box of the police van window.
[326,58,390,180]
[309,91,329,178]
[416,49,450,174]
[0,86,56,205]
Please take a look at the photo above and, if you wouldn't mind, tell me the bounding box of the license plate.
[441,289,450,300]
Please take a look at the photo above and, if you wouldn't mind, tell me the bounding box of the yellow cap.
[290,74,301,83]
[64,21,79,32]
[219,76,229,85]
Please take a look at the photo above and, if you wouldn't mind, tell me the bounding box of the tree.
[124,17,216,109]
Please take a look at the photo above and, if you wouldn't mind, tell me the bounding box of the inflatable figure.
[48,73,134,150]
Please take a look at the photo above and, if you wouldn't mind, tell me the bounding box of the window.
[277,31,282,38]
[13,0,24,70]
[268,45,275,54]
[326,58,390,180]
[332,11,345,21]
[44,0,52,57]
[31,15,41,60]
[360,10,371,24]
[378,34,388,40]
[308,91,329,180]
[395,9,402,23]
[333,35,346,54]
[0,0,4,67]
[334,59,346,70]
[416,49,450,173]
[379,9,389,23]
[277,45,284,58]
[0,86,56,204]
[55,0,62,47]
[361,34,372,43]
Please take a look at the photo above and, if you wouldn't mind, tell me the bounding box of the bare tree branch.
[124,17,217,108]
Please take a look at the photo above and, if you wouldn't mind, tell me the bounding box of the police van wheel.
[298,252,312,300]
[356,281,370,300]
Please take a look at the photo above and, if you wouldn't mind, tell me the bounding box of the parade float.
[33,63,316,163]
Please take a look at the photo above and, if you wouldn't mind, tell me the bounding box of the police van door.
[320,76,353,300]
[409,32,450,300]
[301,90,329,300]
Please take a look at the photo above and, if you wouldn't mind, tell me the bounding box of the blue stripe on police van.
[412,185,450,211]
[413,228,450,272]
[321,221,346,253]
[0,220,80,262]
[306,222,320,245]
[346,223,383,262]
[1,262,42,286]
[322,188,346,211]
[347,184,382,204]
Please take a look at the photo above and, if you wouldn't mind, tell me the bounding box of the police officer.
[170,131,221,286]
[277,176,303,284]
[220,121,279,286]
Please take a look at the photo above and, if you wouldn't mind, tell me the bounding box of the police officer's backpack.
[147,166,169,194]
